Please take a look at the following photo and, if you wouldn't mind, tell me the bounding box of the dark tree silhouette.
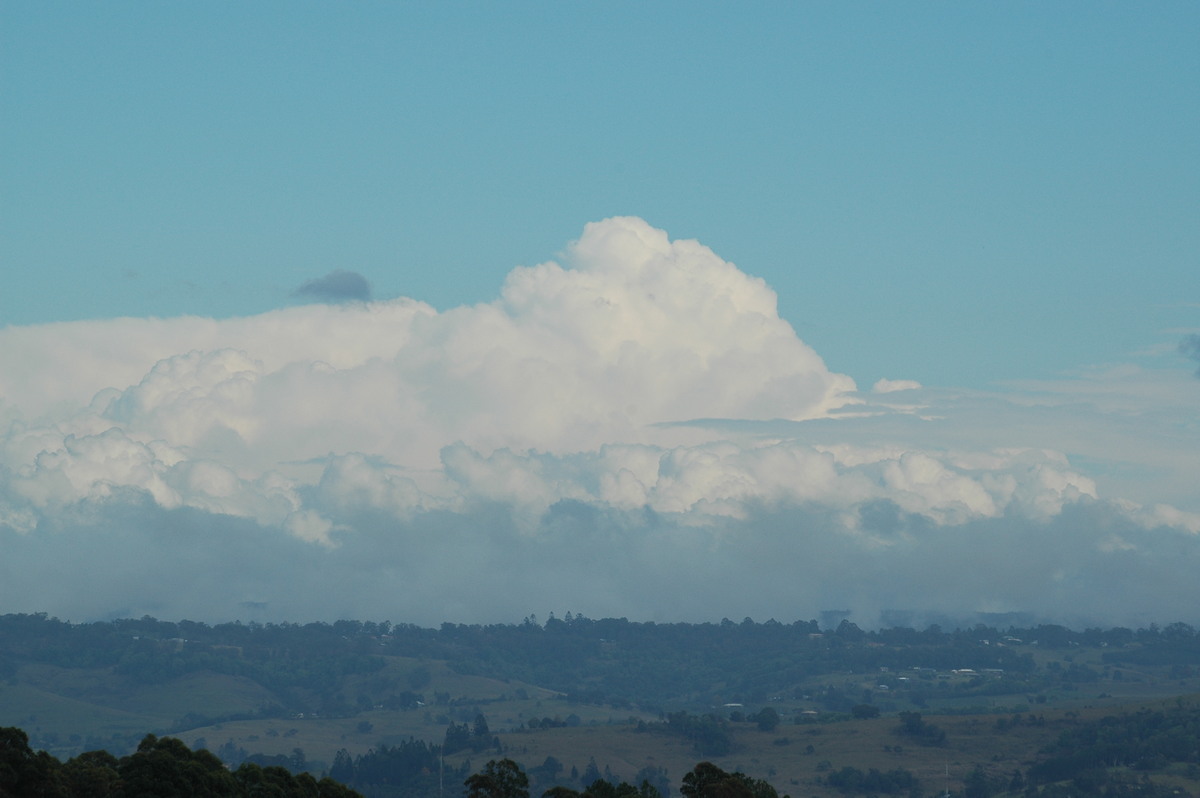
[466,758,530,798]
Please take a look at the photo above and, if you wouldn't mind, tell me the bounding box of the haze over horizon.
[2,4,1198,630]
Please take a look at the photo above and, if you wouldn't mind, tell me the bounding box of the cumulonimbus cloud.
[0,217,1197,627]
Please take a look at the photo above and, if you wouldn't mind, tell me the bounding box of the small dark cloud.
[1180,334,1200,377]
[293,270,372,303]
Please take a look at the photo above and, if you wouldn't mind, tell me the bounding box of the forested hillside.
[3,613,1200,796]
[13,613,1192,710]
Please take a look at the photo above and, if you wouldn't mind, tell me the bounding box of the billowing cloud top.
[1,218,1197,628]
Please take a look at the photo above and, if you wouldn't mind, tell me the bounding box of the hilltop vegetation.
[0,725,361,797]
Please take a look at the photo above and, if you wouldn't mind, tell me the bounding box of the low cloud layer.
[1,218,1197,628]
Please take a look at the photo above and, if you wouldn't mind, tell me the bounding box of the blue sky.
[5,2,1196,389]
[1,4,1199,627]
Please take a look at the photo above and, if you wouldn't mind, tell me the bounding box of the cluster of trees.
[1026,700,1200,787]
[0,727,360,797]
[894,712,946,746]
[325,737,463,798]
[523,757,670,797]
[210,739,310,772]
[1101,623,1200,668]
[679,761,778,798]
[637,712,734,757]
[725,707,780,732]
[524,714,582,730]
[445,714,502,755]
[630,707,783,758]
[824,765,919,795]
[463,759,778,798]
